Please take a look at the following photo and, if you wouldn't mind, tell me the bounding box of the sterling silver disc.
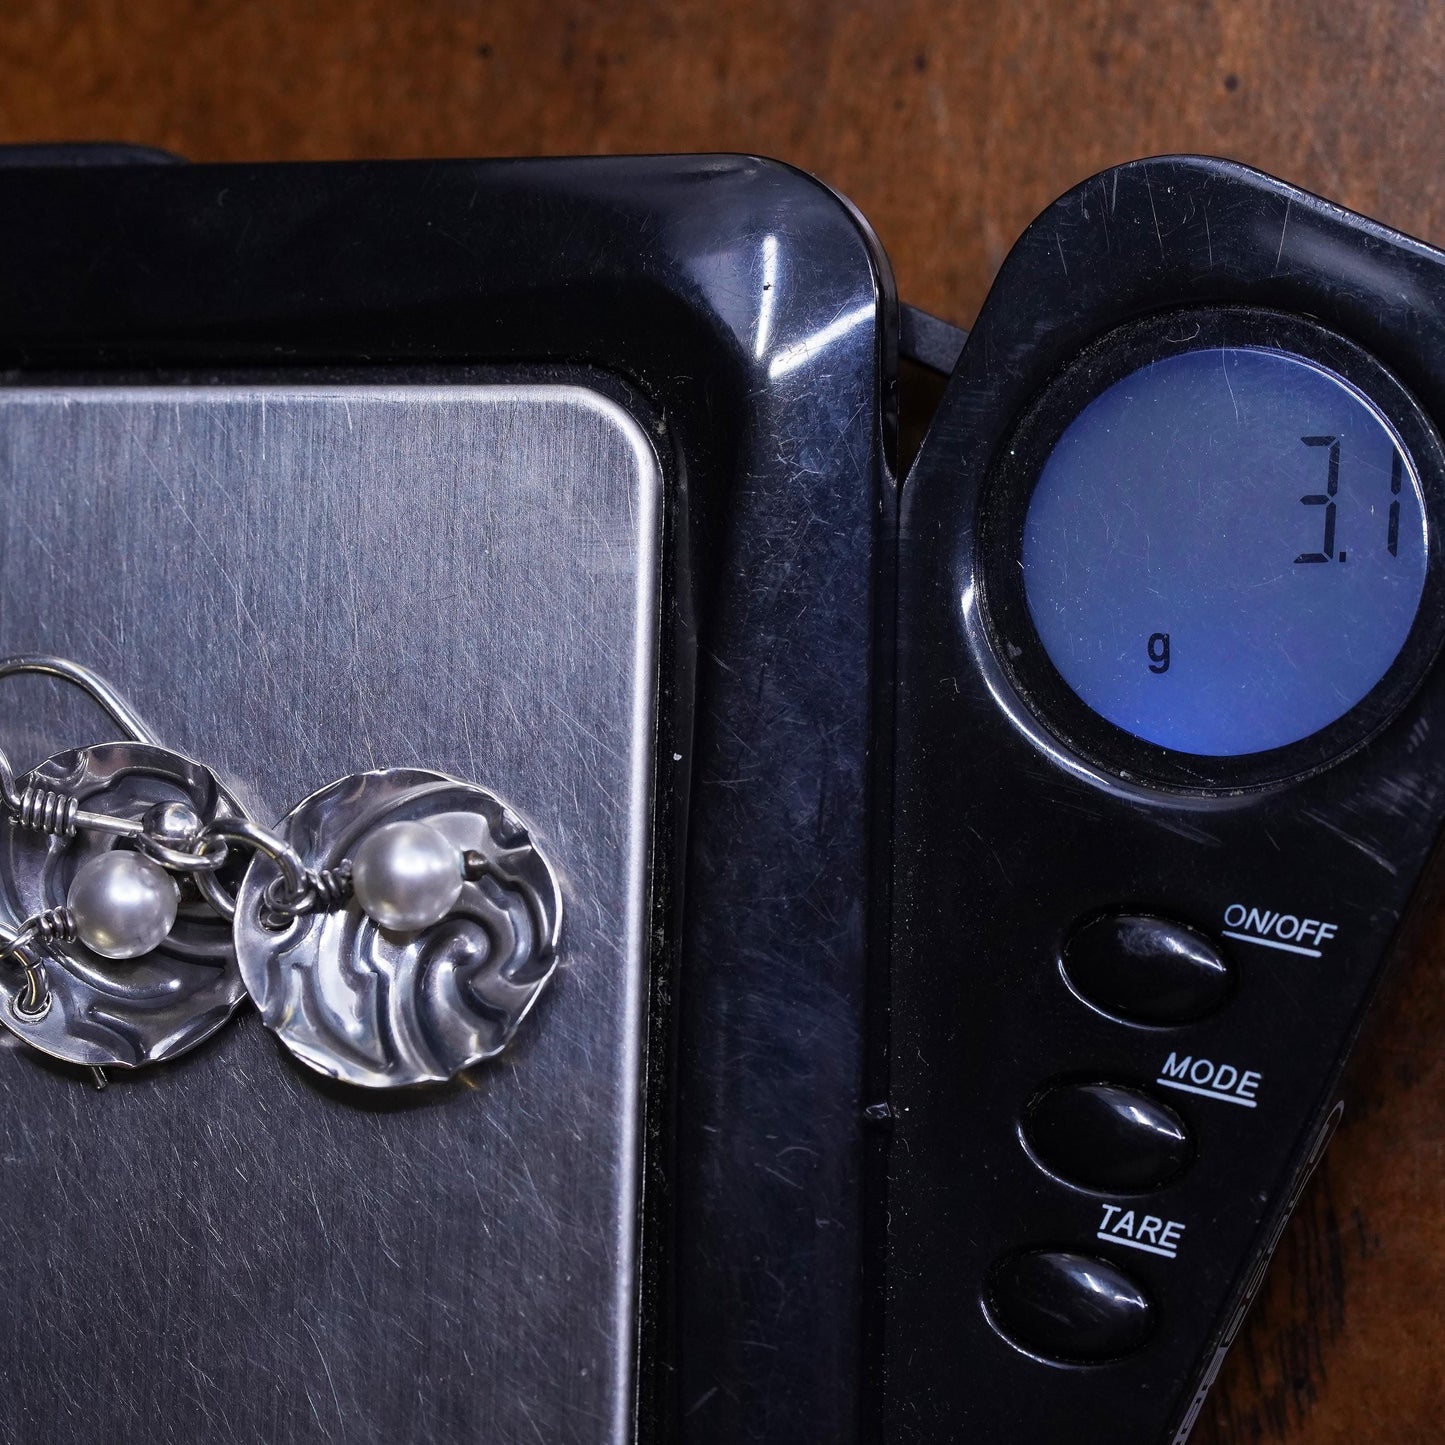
[0,741,248,1068]
[233,768,563,1088]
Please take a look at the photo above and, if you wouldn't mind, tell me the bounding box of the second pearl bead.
[351,820,464,933]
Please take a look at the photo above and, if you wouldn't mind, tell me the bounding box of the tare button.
[986,1249,1153,1363]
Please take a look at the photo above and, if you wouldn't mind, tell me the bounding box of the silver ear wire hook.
[0,657,159,836]
[0,656,347,928]
[0,656,159,745]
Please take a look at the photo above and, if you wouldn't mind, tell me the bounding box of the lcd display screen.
[1021,346,1429,756]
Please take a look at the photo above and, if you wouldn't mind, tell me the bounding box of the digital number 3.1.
[1295,435,1404,564]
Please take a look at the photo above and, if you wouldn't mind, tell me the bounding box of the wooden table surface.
[1,2,1441,1439]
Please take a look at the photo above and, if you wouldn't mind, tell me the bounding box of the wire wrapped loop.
[29,905,77,948]
[13,782,80,837]
[304,862,353,911]
[262,863,353,921]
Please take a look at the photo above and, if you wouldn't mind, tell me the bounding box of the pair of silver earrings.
[0,657,562,1089]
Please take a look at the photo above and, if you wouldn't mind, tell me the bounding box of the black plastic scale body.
[0,151,894,1445]
[886,156,1445,1442]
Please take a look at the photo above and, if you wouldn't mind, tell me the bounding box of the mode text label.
[1156,1051,1262,1109]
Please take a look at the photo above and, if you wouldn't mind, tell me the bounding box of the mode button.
[1024,1082,1191,1192]
[1063,914,1231,1025]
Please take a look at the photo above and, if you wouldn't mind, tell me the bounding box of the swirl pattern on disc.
[233,768,563,1088]
[0,742,248,1068]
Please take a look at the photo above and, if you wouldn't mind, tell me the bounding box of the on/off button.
[1062,914,1232,1026]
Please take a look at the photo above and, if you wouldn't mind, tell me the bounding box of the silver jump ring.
[15,961,49,1017]
[0,923,51,1018]
[195,870,238,923]
[135,833,230,873]
[204,818,312,911]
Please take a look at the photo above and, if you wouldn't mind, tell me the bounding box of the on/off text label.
[1221,902,1338,958]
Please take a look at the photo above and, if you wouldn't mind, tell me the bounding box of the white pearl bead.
[68,850,180,960]
[352,820,464,933]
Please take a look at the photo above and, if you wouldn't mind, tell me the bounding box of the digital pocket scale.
[0,145,1441,1444]
[887,154,1445,1442]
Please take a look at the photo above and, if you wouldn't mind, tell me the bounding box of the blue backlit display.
[1021,346,1429,756]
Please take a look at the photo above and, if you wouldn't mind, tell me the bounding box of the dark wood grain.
[0,2,1442,1438]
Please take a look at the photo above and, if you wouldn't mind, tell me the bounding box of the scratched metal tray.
[0,384,660,1444]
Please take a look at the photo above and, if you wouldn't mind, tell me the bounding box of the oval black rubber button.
[1062,914,1231,1025]
[1024,1082,1191,1192]
[986,1249,1153,1363]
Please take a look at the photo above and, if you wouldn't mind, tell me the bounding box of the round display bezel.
[978,307,1445,792]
